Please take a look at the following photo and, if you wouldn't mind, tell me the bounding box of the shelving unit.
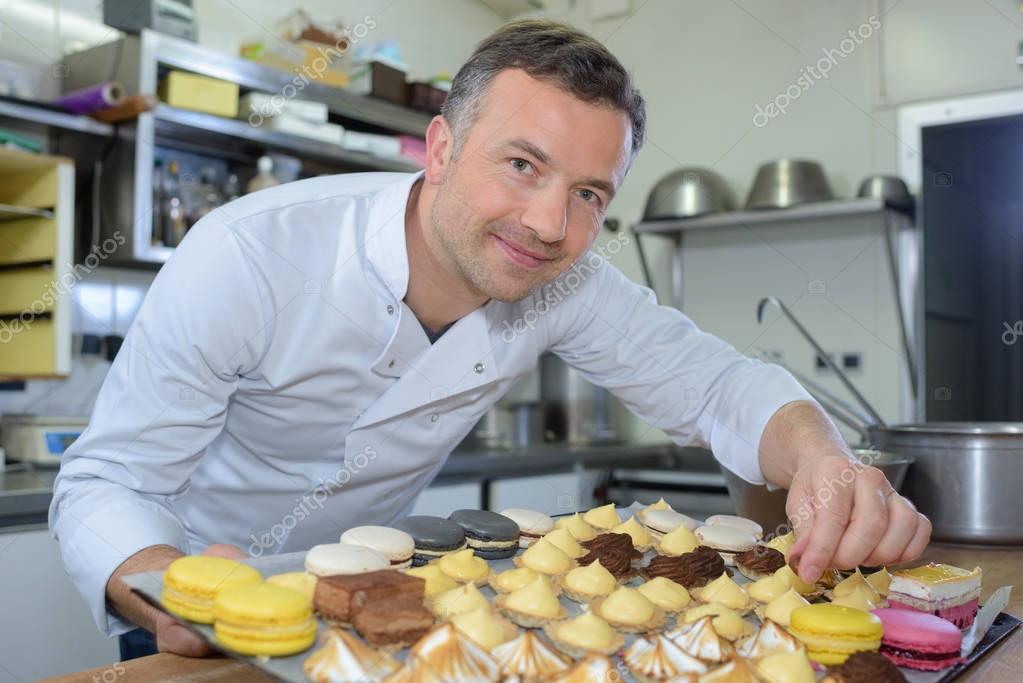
[0,98,114,138]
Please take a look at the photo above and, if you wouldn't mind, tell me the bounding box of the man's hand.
[759,401,932,584]
[785,454,931,583]
[107,543,247,658]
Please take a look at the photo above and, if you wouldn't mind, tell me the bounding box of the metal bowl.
[745,159,834,210]
[857,174,913,210]
[643,167,736,220]
[720,449,915,536]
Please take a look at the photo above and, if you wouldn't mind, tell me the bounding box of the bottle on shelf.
[189,167,224,225]
[151,159,165,246]
[162,160,187,248]
[246,155,280,194]
[223,173,241,203]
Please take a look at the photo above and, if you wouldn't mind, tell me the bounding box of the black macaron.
[448,509,521,560]
[393,515,467,566]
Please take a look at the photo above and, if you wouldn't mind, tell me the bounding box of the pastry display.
[578,533,641,580]
[761,587,810,626]
[592,586,665,633]
[430,582,490,619]
[351,592,435,647]
[755,648,816,683]
[692,572,753,613]
[266,571,317,601]
[212,583,317,656]
[624,634,708,682]
[393,516,469,566]
[736,619,804,660]
[788,603,883,665]
[653,520,701,556]
[449,509,521,560]
[544,610,625,657]
[887,562,982,628]
[303,628,400,683]
[304,543,391,576]
[516,537,575,575]
[636,576,691,613]
[682,603,755,641]
[543,527,588,559]
[495,575,566,627]
[488,566,541,594]
[404,565,459,597]
[581,503,621,530]
[491,630,572,680]
[733,546,786,580]
[562,558,618,602]
[162,556,262,623]
[313,569,425,623]
[610,515,654,550]
[694,525,758,566]
[553,513,597,541]
[704,515,763,540]
[820,651,908,682]
[450,606,519,651]
[436,548,492,584]
[872,607,964,671]
[407,623,501,681]
[642,545,724,588]
[666,615,734,664]
[340,526,416,569]
[500,508,554,547]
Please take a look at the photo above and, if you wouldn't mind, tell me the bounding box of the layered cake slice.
[887,563,981,628]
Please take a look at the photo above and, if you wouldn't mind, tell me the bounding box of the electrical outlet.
[842,352,862,370]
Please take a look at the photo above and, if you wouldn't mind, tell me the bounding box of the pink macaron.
[872,607,965,671]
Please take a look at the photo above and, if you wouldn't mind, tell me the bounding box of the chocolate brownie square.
[313,570,425,622]
[351,594,435,646]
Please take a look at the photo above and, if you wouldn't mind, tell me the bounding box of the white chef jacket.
[49,171,810,636]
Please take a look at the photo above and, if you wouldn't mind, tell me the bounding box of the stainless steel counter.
[0,443,703,529]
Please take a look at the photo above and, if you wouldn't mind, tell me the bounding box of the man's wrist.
[760,400,853,487]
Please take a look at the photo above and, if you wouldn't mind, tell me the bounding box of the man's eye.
[579,189,601,205]
[510,158,532,173]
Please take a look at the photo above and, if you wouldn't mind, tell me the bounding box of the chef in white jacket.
[50,19,931,658]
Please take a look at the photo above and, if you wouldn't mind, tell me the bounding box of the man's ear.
[424,115,454,185]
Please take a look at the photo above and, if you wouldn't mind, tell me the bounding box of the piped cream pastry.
[517,537,574,576]
[683,603,754,641]
[833,569,880,602]
[563,559,617,602]
[549,654,620,683]
[491,630,571,681]
[643,497,673,513]
[303,628,399,683]
[543,527,587,559]
[582,503,621,531]
[407,623,501,683]
[496,576,565,628]
[611,515,653,550]
[554,513,597,541]
[667,615,734,664]
[756,649,816,683]
[430,582,490,619]
[762,588,810,626]
[698,656,762,682]
[488,566,540,594]
[737,619,804,661]
[624,634,708,682]
[656,523,700,556]
[450,606,518,651]
[593,586,664,633]
[747,573,791,604]
[765,531,795,558]
[637,577,691,612]
[773,565,818,596]
[829,584,880,612]
[544,610,624,657]
[436,548,490,585]
[693,572,753,612]
[865,567,892,597]
[385,658,445,683]
[405,565,459,598]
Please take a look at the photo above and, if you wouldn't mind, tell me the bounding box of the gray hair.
[441,19,646,158]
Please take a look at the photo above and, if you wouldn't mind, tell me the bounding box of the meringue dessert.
[450,606,518,651]
[747,572,792,604]
[762,587,810,626]
[563,559,617,602]
[383,657,445,683]
[544,610,624,657]
[496,575,565,627]
[594,586,664,633]
[637,577,691,612]
[682,602,754,641]
[489,566,541,594]
[693,572,753,612]
[429,582,490,619]
[542,527,587,559]
[829,584,881,612]
[624,634,708,682]
[737,619,805,661]
[517,537,574,575]
[773,564,818,596]
[611,515,653,549]
[549,654,620,683]
[655,523,700,556]
[303,628,399,683]
[553,513,596,541]
[698,655,762,682]
[765,530,795,557]
[833,569,881,602]
[865,567,892,597]
[404,565,459,598]
[491,630,571,680]
[666,615,734,664]
[408,623,501,682]
[582,503,621,531]
[436,548,490,584]
[756,648,816,683]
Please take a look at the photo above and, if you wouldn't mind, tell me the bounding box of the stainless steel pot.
[745,159,834,210]
[643,167,736,220]
[540,354,627,444]
[757,297,1023,544]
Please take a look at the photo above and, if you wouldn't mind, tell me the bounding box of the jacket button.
[388,359,396,368]
[473,362,485,374]
[386,304,395,314]
[430,413,439,422]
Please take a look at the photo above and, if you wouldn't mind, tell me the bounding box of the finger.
[157,621,210,657]
[831,468,891,568]
[861,495,918,567]
[798,467,855,583]
[202,543,248,559]
[895,513,932,564]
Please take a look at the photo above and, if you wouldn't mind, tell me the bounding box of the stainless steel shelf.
[634,197,911,235]
[147,30,433,137]
[153,105,422,173]
[0,98,114,137]
[0,203,54,222]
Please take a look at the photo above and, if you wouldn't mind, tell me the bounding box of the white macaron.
[695,524,758,566]
[641,509,702,538]
[340,526,416,569]
[304,542,391,576]
[499,508,554,547]
[704,514,764,540]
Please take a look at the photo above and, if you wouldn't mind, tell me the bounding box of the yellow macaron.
[162,556,262,624]
[788,603,883,665]
[213,583,317,656]
[266,571,318,601]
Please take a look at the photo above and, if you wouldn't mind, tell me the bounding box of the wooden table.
[42,543,1022,683]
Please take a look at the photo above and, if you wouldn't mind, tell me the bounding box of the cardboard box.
[158,71,239,118]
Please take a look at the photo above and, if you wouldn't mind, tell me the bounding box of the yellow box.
[240,40,350,89]
[158,71,239,118]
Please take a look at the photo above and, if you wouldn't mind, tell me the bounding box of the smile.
[492,234,551,270]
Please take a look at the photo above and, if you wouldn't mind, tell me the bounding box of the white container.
[239,92,329,124]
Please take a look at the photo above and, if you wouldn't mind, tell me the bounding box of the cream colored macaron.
[304,542,391,576]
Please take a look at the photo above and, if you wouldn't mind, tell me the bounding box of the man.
[50,20,930,658]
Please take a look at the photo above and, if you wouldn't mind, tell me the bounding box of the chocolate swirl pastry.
[642,545,725,588]
[823,652,908,683]
[578,533,640,579]
[734,546,786,576]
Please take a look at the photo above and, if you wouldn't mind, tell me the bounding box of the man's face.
[426,69,633,302]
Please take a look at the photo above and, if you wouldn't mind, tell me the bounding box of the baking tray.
[124,506,1019,682]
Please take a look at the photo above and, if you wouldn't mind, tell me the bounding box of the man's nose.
[521,185,568,243]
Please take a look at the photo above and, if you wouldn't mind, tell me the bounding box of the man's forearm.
[758,400,853,488]
[105,544,184,633]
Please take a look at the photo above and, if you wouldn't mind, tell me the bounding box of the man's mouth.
[492,234,553,270]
